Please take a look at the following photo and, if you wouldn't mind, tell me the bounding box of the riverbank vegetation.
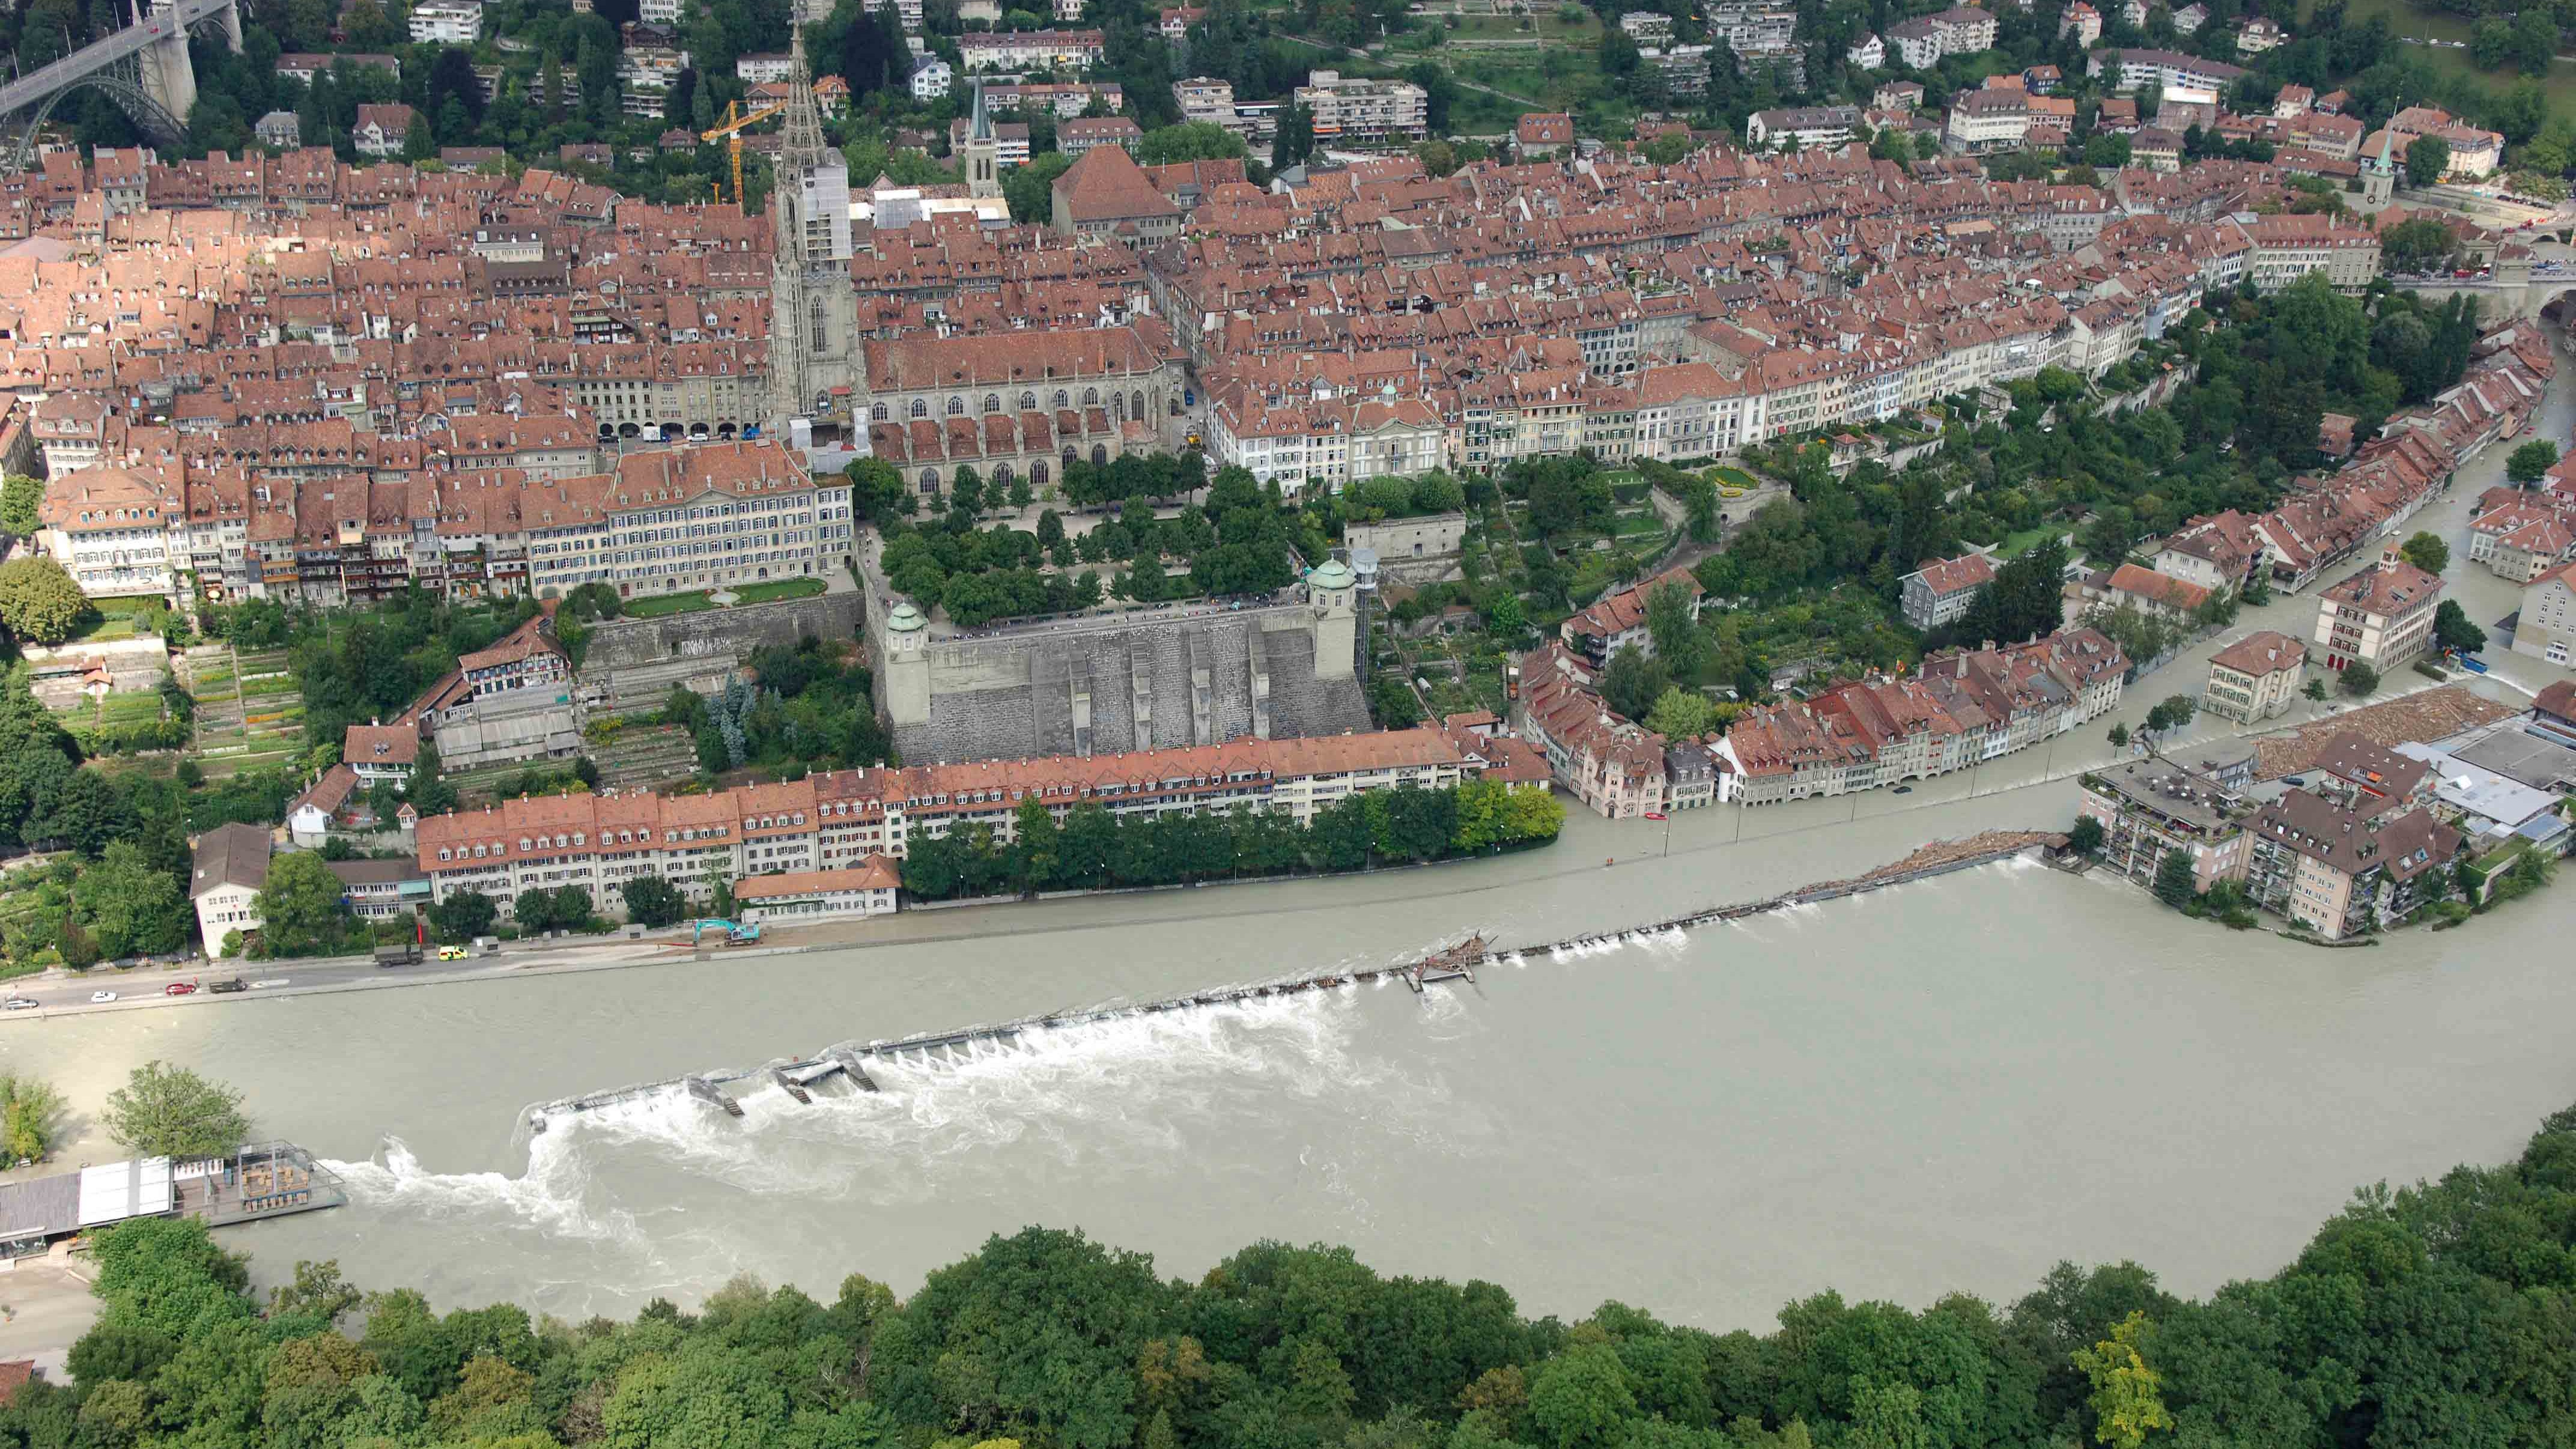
[100,1062,253,1163]
[899,780,1566,901]
[21,1099,2576,1449]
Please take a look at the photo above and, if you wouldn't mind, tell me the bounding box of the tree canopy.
[23,1100,2576,1449]
[100,1062,252,1161]
[0,557,91,645]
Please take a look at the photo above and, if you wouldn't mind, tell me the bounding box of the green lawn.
[1709,466,1757,488]
[68,613,139,643]
[2328,0,2576,115]
[624,591,715,618]
[1996,526,2060,559]
[730,577,828,604]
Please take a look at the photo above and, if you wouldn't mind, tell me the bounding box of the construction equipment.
[700,99,785,208]
[688,918,764,946]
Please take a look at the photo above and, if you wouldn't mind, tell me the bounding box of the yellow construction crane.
[700,99,786,207]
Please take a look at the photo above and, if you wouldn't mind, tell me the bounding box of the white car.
[89,990,117,1003]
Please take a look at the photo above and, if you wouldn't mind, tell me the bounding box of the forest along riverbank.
[525,830,2069,1129]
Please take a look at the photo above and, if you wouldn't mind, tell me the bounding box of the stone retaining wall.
[581,594,863,714]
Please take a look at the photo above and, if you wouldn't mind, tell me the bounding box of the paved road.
[0,935,682,1022]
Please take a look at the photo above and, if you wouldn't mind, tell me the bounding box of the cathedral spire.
[781,28,831,173]
[963,78,1001,200]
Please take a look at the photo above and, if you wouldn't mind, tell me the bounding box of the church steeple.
[780,28,832,176]
[767,25,860,440]
[964,79,1001,200]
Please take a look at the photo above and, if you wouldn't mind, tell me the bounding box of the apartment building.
[2079,762,2250,892]
[1292,72,1430,147]
[35,464,184,600]
[2513,559,2576,669]
[957,29,1106,71]
[1945,89,2031,154]
[2386,106,2505,178]
[2314,546,2443,673]
[415,726,1534,916]
[518,440,848,600]
[1746,106,1862,150]
[1897,553,1994,630]
[2466,488,2576,582]
[1517,647,1674,818]
[2243,788,2462,940]
[189,823,270,953]
[2088,49,2247,94]
[2239,214,2380,293]
[409,0,482,44]
[734,858,902,923]
[1560,567,1704,667]
[2202,630,2306,722]
[1718,628,2127,805]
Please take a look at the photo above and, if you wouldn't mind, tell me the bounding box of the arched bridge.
[0,0,240,165]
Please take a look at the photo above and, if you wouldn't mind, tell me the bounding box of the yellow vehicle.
[437,946,469,961]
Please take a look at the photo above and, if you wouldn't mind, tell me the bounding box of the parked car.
[89,991,117,1003]
[163,981,197,997]
[2,997,37,1011]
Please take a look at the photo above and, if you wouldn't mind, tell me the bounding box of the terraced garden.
[591,723,700,789]
[180,643,306,778]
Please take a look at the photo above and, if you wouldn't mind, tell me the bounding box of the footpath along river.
[1,780,2572,1331]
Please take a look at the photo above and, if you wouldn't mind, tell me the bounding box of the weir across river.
[524,829,2065,1133]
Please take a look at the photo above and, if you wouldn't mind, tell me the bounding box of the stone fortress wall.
[856,550,1368,764]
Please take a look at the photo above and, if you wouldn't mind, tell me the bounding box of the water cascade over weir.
[525,831,2062,1133]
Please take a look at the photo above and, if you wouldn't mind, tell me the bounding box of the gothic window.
[872,403,889,421]
[947,397,964,415]
[910,399,928,418]
[920,469,940,491]
[1112,393,1126,421]
[1019,391,1036,409]
[1054,390,1069,408]
[1031,461,1049,486]
[808,297,827,350]
[993,463,1014,488]
[1083,387,1100,407]
[1131,390,1146,420]
[983,394,1000,413]
[1092,444,1108,466]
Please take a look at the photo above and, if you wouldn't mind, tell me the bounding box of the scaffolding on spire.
[780,28,831,174]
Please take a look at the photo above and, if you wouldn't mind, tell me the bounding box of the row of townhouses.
[412,721,1549,920]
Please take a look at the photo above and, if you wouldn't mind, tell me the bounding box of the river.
[4,779,2571,1332]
